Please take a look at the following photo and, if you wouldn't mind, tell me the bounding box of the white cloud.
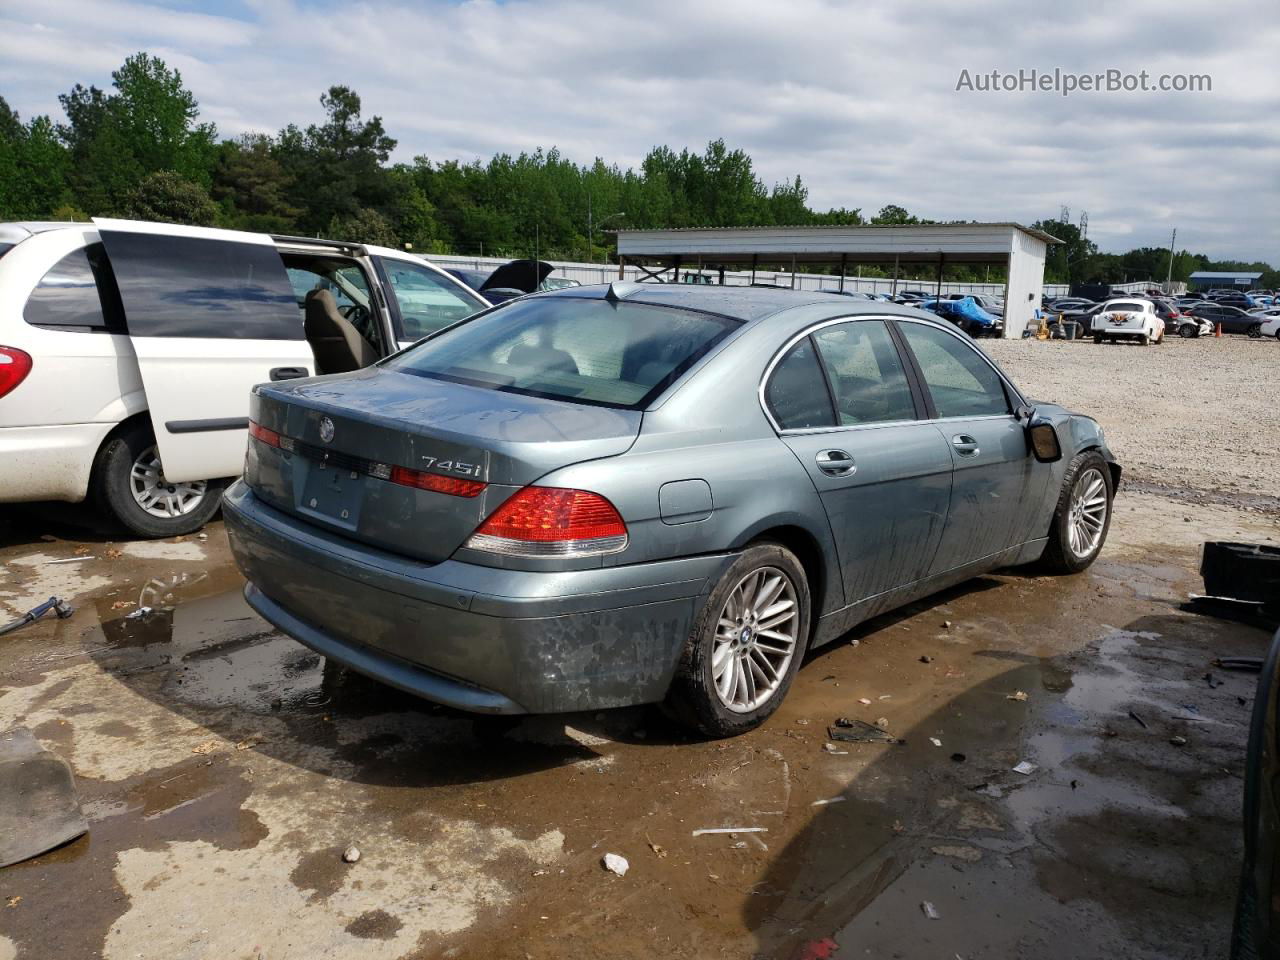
[2,0,1277,261]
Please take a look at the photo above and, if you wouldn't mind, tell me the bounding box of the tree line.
[1,52,1273,287]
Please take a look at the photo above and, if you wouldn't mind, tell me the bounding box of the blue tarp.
[920,297,1001,331]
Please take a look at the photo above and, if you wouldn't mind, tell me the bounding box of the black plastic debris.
[828,720,903,745]
[0,727,87,868]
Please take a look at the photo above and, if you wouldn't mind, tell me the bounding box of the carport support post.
[839,254,847,292]
[936,253,945,299]
[892,255,900,296]
[790,255,797,290]
[672,256,681,285]
[618,254,625,280]
[750,254,757,285]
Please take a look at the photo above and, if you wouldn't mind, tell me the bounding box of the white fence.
[425,253,1184,299]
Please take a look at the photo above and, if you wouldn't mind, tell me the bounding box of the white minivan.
[0,219,489,536]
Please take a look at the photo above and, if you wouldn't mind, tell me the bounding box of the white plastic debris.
[858,697,872,705]
[602,852,629,876]
[811,797,846,807]
[822,743,848,755]
[1007,690,1029,702]
[342,845,361,863]
[929,737,942,747]
[691,827,768,836]
[125,606,154,620]
[921,900,941,919]
[1012,760,1037,776]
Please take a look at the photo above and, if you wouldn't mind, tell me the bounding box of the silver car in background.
[224,285,1120,737]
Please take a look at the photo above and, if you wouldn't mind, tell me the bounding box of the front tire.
[1248,323,1262,339]
[1093,334,1104,344]
[663,543,811,738]
[1041,450,1114,574]
[93,421,224,538]
[1179,324,1196,339]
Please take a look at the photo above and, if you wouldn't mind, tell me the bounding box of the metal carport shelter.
[614,223,1060,339]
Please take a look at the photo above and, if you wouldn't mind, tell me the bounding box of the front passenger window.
[899,322,1010,418]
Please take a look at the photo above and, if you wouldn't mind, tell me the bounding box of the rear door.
[95,219,312,484]
[895,319,1050,574]
[766,318,953,603]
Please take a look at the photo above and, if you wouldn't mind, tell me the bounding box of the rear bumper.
[0,423,113,503]
[223,481,734,714]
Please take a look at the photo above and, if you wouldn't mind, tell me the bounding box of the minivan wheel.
[93,421,224,538]
[1041,450,1114,574]
[663,543,811,738]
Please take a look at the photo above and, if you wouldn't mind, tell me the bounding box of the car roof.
[0,221,90,244]
[550,281,929,323]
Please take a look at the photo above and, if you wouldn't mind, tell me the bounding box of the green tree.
[211,133,299,232]
[327,207,399,247]
[123,170,219,225]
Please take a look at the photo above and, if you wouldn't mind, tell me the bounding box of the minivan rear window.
[24,243,126,333]
[385,296,739,409]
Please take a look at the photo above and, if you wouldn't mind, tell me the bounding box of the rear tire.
[1179,324,1196,339]
[663,543,811,738]
[1093,335,1103,344]
[1138,333,1150,346]
[92,421,224,538]
[1041,450,1114,574]
[1248,323,1262,339]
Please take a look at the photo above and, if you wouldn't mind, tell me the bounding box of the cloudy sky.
[2,0,1277,261]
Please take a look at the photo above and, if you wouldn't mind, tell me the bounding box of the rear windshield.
[1109,302,1144,311]
[385,296,739,409]
[0,243,14,259]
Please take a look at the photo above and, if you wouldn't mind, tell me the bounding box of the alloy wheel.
[1067,467,1108,559]
[712,566,799,713]
[129,445,207,519]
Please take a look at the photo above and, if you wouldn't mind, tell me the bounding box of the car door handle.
[269,366,309,381]
[816,449,857,476]
[951,434,980,457]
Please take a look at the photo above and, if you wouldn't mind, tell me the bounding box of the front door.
[895,319,1049,574]
[95,219,311,484]
[765,319,953,604]
[372,255,490,348]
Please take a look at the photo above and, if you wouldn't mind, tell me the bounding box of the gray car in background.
[224,285,1121,737]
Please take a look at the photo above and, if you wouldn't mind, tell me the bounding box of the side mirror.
[1027,417,1063,463]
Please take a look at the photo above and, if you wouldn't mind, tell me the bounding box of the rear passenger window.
[97,232,299,340]
[811,321,916,425]
[765,339,837,430]
[899,322,1010,419]
[24,244,126,333]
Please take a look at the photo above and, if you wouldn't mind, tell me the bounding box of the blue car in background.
[920,296,1004,337]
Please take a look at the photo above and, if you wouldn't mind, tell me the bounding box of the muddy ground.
[1,489,1276,960]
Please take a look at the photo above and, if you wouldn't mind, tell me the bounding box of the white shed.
[614,223,1060,338]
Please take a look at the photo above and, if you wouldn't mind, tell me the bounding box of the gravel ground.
[982,334,1279,512]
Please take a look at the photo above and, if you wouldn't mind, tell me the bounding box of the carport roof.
[613,222,1061,267]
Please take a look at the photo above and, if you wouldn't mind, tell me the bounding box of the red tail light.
[466,487,628,558]
[0,346,32,400]
[390,466,486,498]
[248,420,280,448]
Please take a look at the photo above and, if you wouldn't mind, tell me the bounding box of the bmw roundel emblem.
[319,417,335,443]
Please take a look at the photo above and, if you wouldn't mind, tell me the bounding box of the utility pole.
[587,193,593,264]
[1165,228,1177,292]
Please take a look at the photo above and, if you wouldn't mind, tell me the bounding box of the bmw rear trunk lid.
[245,366,641,563]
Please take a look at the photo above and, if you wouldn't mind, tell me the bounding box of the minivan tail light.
[0,347,32,400]
[465,487,628,558]
[248,420,281,448]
